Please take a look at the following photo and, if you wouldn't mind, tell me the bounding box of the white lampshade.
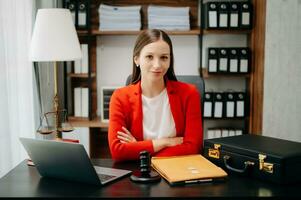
[30,8,82,61]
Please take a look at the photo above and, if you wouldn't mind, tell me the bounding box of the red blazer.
[108,80,203,161]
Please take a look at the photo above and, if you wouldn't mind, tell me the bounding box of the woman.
[108,29,203,161]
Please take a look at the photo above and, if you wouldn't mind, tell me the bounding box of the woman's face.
[134,40,170,82]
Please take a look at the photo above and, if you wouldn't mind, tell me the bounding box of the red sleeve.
[154,87,203,157]
[108,89,154,162]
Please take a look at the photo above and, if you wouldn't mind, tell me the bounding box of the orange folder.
[151,154,227,185]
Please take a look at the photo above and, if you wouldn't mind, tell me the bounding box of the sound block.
[130,170,161,183]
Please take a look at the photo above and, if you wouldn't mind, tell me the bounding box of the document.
[151,155,227,185]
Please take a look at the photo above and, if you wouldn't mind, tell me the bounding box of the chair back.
[125,75,205,112]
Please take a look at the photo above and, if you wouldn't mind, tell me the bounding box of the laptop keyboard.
[97,173,117,182]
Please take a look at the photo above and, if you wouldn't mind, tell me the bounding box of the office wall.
[263,0,301,142]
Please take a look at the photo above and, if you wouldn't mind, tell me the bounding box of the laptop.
[20,137,131,186]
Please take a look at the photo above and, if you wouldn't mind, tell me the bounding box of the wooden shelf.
[77,30,89,36]
[68,73,96,78]
[202,69,250,78]
[91,28,201,36]
[68,116,108,128]
[202,29,251,35]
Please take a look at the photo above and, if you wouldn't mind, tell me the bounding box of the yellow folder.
[151,154,227,185]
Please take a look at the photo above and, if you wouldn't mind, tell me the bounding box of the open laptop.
[20,137,131,186]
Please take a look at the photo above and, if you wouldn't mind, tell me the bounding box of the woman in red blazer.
[108,29,203,161]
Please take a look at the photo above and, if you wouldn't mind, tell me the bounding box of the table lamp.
[30,8,82,139]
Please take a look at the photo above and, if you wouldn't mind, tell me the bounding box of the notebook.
[151,154,227,186]
[20,137,131,186]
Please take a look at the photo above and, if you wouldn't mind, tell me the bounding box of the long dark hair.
[131,29,177,84]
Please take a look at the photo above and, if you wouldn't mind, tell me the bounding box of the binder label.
[209,59,217,72]
[209,11,217,27]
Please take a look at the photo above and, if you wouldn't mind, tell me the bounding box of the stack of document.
[148,5,190,31]
[98,4,141,31]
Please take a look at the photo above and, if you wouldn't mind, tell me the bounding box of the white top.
[142,89,176,140]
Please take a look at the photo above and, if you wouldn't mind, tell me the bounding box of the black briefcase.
[203,134,301,184]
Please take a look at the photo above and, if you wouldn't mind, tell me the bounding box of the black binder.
[229,2,239,29]
[218,48,228,73]
[213,92,224,118]
[225,92,235,118]
[218,2,229,29]
[229,48,239,73]
[64,0,76,26]
[235,92,246,118]
[203,92,214,118]
[77,0,89,29]
[208,48,219,73]
[240,2,253,29]
[239,48,250,73]
[204,2,218,29]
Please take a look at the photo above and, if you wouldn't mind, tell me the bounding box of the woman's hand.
[117,126,137,143]
[152,137,183,152]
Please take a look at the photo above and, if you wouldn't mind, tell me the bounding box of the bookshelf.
[200,0,258,137]
[62,0,266,158]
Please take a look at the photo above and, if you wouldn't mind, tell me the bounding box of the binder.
[229,2,239,29]
[228,129,236,137]
[235,92,246,118]
[74,59,81,74]
[218,2,229,28]
[78,0,89,29]
[235,129,243,136]
[225,92,235,118]
[203,92,213,118]
[204,2,218,29]
[65,0,76,25]
[208,48,218,73]
[240,2,253,29]
[229,48,239,73]
[214,129,222,138]
[81,44,89,73]
[74,87,82,117]
[239,48,250,73]
[213,92,223,118]
[207,129,215,139]
[81,87,89,118]
[221,129,229,137]
[218,48,228,73]
[151,155,227,185]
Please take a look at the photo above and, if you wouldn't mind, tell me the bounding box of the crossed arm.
[117,126,183,152]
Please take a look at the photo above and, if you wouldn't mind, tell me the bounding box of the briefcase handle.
[223,155,255,174]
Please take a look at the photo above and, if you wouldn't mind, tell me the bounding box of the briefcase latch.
[208,144,221,159]
[258,154,274,173]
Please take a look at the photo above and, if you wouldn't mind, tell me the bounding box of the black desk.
[0,159,300,199]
